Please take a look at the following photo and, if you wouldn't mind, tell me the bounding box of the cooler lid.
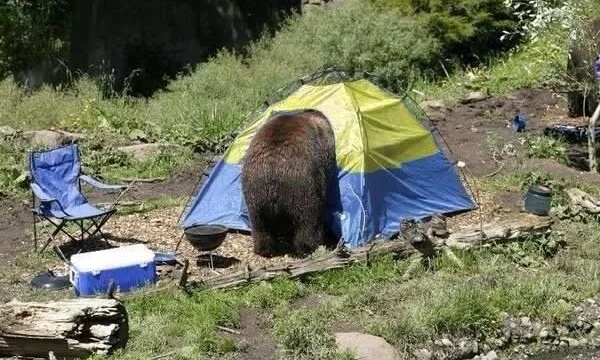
[70,244,155,272]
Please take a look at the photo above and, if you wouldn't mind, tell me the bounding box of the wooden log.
[567,188,600,213]
[0,298,128,359]
[445,214,553,250]
[193,239,418,290]
[177,215,551,293]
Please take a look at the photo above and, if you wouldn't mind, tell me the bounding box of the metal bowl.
[184,225,227,251]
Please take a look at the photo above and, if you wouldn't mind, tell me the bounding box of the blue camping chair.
[28,144,131,253]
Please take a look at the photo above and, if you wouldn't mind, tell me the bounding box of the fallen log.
[445,214,553,250]
[567,188,600,213]
[180,215,553,292]
[0,298,128,359]
[193,238,418,290]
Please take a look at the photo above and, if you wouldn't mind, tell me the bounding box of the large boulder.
[0,126,18,137]
[22,130,86,147]
[117,143,173,160]
[335,332,400,360]
[419,100,451,122]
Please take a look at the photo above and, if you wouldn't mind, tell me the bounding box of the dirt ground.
[1,87,599,359]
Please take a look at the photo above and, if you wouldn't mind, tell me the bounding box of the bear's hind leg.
[292,218,324,257]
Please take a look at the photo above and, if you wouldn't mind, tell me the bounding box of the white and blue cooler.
[69,244,157,296]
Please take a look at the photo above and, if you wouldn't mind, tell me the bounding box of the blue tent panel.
[180,149,473,249]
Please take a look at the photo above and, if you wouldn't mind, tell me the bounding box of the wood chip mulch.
[47,192,506,280]
[102,206,293,278]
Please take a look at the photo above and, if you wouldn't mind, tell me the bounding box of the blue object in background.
[512,113,528,132]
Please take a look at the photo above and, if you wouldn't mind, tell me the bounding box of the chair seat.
[34,203,114,220]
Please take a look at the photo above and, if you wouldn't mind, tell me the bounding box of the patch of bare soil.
[436,88,567,177]
[224,308,278,360]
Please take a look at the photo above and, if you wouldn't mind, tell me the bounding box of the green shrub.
[0,0,70,77]
[365,0,525,67]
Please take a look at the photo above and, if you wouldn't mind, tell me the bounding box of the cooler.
[69,244,156,297]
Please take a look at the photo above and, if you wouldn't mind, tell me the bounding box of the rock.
[460,91,490,104]
[568,338,580,347]
[539,329,550,339]
[557,325,570,336]
[580,338,589,346]
[117,143,172,160]
[413,348,432,360]
[56,130,86,143]
[22,130,65,147]
[22,129,85,147]
[441,338,453,347]
[483,350,499,360]
[560,340,569,347]
[0,126,17,137]
[521,317,532,327]
[419,100,450,122]
[128,129,149,143]
[335,332,400,360]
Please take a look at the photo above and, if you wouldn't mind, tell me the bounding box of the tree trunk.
[0,298,128,359]
[588,102,600,172]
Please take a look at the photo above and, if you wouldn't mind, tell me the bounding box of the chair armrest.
[30,183,57,203]
[80,175,127,190]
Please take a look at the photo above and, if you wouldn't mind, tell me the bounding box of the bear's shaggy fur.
[241,109,336,258]
[567,17,600,117]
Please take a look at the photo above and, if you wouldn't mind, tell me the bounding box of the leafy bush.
[0,0,70,78]
[365,0,525,67]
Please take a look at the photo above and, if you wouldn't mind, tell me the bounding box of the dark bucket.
[184,225,228,252]
[523,185,553,216]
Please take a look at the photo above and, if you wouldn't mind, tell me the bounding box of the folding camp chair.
[28,144,131,253]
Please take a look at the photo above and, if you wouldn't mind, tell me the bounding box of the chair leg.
[80,220,84,242]
[38,220,68,253]
[32,212,38,253]
[88,212,115,239]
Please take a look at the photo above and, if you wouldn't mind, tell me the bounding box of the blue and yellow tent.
[179,78,475,249]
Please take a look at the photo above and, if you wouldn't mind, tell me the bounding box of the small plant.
[524,134,568,163]
[491,233,567,267]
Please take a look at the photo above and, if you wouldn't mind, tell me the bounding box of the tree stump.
[0,298,128,359]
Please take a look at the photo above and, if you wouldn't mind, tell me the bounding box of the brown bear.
[241,108,336,258]
[567,17,600,117]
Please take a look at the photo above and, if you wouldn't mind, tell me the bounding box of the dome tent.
[179,68,475,249]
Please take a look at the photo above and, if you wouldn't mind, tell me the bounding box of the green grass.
[411,26,568,104]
